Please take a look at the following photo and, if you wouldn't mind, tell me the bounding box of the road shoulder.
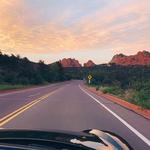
[83,85,150,120]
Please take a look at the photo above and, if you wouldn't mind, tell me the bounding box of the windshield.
[0,0,150,150]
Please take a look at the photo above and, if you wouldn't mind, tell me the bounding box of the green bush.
[101,86,123,96]
[129,90,150,109]
[102,89,108,94]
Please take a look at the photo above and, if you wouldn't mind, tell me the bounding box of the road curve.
[0,80,150,149]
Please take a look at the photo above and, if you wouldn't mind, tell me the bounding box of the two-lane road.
[0,80,150,149]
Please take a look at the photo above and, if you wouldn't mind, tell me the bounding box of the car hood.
[0,129,133,150]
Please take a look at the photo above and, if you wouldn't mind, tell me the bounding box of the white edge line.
[79,84,150,146]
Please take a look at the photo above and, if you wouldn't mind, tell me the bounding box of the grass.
[128,90,150,110]
[0,84,30,91]
[95,85,124,98]
[88,84,150,110]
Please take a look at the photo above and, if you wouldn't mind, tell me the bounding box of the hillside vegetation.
[0,51,66,87]
[64,65,150,109]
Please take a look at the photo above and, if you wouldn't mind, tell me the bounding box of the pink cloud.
[0,0,149,56]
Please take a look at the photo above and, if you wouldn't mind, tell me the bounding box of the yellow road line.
[0,100,37,123]
[0,94,47,123]
[0,90,57,127]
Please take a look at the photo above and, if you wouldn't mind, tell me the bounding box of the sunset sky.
[0,0,150,64]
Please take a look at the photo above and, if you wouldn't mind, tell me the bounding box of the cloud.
[73,0,150,50]
[0,0,150,56]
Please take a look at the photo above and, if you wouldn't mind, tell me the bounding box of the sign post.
[88,74,92,84]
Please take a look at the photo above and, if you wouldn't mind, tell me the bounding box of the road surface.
[0,80,150,149]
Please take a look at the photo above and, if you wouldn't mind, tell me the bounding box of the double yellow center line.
[0,89,58,127]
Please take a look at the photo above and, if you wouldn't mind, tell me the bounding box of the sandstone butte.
[84,60,95,67]
[60,58,96,68]
[59,51,150,67]
[59,58,82,67]
[110,51,150,66]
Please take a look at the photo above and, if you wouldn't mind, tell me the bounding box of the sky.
[0,0,150,64]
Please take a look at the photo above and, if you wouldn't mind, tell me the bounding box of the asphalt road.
[0,80,150,149]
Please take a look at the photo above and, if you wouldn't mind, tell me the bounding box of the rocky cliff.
[110,51,150,65]
[84,60,95,67]
[59,58,82,67]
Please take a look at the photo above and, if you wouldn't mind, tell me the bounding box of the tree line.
[0,51,66,85]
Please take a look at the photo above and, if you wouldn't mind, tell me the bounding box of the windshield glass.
[0,0,150,150]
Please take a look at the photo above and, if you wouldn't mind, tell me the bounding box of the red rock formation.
[110,51,150,65]
[60,58,82,67]
[84,60,95,67]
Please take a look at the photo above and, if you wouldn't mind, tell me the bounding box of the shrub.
[96,86,99,91]
[130,90,150,109]
[101,86,123,96]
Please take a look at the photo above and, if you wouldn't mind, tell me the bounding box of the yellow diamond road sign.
[88,75,92,80]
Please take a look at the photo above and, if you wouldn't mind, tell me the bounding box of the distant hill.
[59,58,82,67]
[110,51,150,66]
[84,60,95,67]
[59,58,96,68]
[60,51,150,67]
